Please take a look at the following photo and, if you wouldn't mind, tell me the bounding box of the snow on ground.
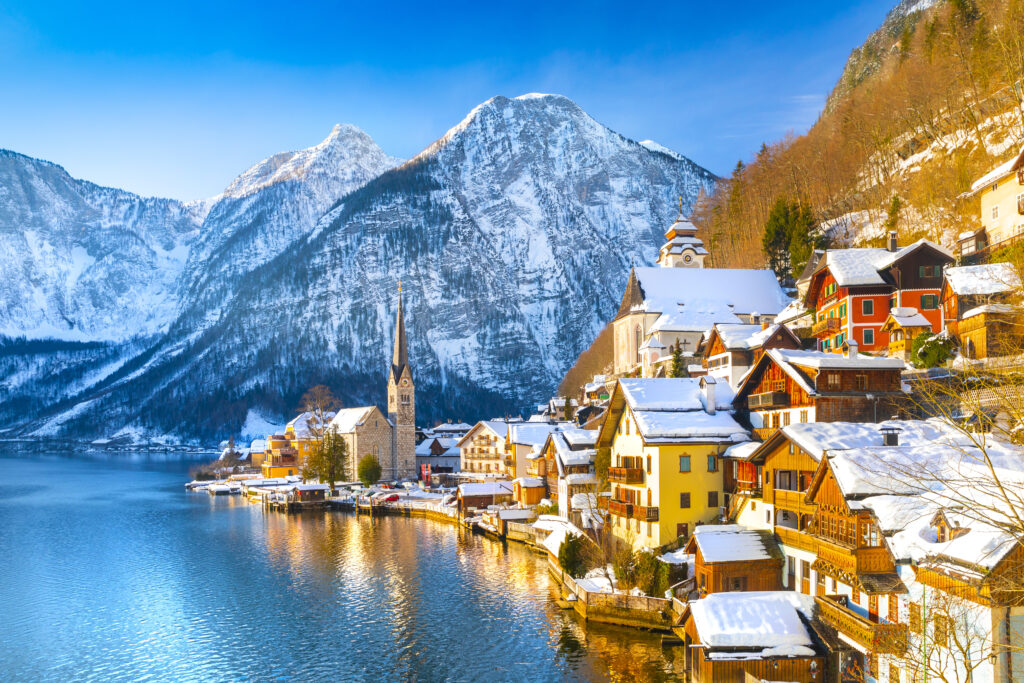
[240,410,285,439]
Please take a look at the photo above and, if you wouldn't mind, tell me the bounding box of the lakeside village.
[188,151,1024,683]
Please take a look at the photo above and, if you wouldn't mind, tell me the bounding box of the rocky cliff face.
[0,150,203,341]
[0,95,715,442]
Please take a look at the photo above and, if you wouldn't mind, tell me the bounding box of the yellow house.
[963,145,1024,256]
[284,410,336,470]
[261,434,299,478]
[596,376,751,550]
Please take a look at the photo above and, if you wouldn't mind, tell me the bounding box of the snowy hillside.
[2,94,715,441]
[0,150,202,341]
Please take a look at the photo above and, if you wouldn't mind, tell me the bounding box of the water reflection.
[0,453,683,682]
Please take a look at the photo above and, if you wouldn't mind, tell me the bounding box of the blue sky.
[0,1,896,200]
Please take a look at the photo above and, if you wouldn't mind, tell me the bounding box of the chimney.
[842,340,858,359]
[887,230,898,253]
[880,425,901,447]
[761,321,769,331]
[701,376,717,415]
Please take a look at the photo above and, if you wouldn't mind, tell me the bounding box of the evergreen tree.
[357,454,382,488]
[762,197,819,286]
[670,342,685,378]
[558,532,589,579]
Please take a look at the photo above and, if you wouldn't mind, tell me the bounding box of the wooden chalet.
[733,346,906,441]
[804,235,953,353]
[682,524,783,596]
[699,322,801,390]
[677,591,825,683]
[941,263,1022,359]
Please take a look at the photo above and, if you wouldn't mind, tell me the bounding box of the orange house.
[804,235,953,353]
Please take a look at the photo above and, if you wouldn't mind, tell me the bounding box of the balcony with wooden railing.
[632,505,659,522]
[774,525,818,554]
[1019,194,1024,216]
[607,499,632,518]
[814,535,896,575]
[816,595,908,655]
[753,427,775,441]
[749,390,790,409]
[812,317,841,337]
[608,467,644,484]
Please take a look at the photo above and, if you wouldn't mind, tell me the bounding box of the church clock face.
[402,379,408,386]
[684,254,693,264]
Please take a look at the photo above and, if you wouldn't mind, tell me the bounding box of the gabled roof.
[944,263,1022,296]
[969,145,1024,194]
[616,266,791,320]
[328,406,386,434]
[390,289,411,383]
[597,378,748,446]
[688,524,781,563]
[455,419,511,447]
[881,307,931,331]
[706,322,801,353]
[805,239,953,303]
[734,348,905,402]
[686,591,817,650]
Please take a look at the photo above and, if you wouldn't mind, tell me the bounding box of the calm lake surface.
[0,452,683,682]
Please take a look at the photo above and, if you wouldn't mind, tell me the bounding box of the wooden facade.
[684,533,784,595]
[679,612,825,683]
[734,351,905,441]
[804,241,952,353]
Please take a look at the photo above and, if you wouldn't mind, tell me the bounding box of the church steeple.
[390,281,410,382]
[387,281,415,480]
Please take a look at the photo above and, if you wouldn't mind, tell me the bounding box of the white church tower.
[656,198,708,268]
[387,283,416,480]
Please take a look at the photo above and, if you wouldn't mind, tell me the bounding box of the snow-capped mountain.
[0,150,203,341]
[177,124,401,319]
[1,94,715,441]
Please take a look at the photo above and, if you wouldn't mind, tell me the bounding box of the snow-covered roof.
[944,263,1021,296]
[884,307,931,329]
[962,303,1018,320]
[779,419,969,461]
[689,591,816,649]
[692,525,774,563]
[562,428,597,448]
[820,248,892,286]
[722,441,760,460]
[328,407,378,434]
[770,348,905,370]
[969,145,1024,194]
[619,377,735,412]
[510,422,572,448]
[249,439,266,452]
[434,421,473,432]
[457,419,512,447]
[775,299,811,326]
[512,477,545,488]
[287,410,337,439]
[458,482,514,497]
[632,266,791,317]
[817,240,952,288]
[713,323,787,350]
[632,410,749,443]
[291,483,330,491]
[649,304,744,333]
[564,472,598,485]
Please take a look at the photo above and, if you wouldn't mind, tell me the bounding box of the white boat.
[207,484,231,496]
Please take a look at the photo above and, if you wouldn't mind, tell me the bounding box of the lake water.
[0,452,684,681]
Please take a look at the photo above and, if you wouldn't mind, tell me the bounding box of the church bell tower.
[387,282,416,480]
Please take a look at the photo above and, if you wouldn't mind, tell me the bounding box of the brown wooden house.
[941,263,1022,359]
[677,591,825,683]
[683,524,783,596]
[699,322,802,390]
[733,346,906,441]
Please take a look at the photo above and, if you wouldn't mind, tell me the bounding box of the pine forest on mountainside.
[696,0,1024,276]
[560,0,1024,398]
